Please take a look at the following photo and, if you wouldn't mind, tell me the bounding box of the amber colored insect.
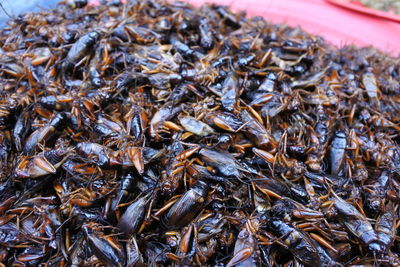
[0,0,399,265]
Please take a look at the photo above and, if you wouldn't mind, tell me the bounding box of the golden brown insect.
[162,180,209,229]
[15,148,70,178]
[0,0,399,265]
[227,218,262,267]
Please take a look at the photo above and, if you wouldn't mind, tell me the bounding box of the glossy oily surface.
[0,0,399,265]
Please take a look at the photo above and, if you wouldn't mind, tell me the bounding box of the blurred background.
[0,0,399,55]
[0,0,59,27]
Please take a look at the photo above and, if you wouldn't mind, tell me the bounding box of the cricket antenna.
[0,1,12,19]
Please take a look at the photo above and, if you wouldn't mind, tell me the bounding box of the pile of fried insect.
[0,0,399,266]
